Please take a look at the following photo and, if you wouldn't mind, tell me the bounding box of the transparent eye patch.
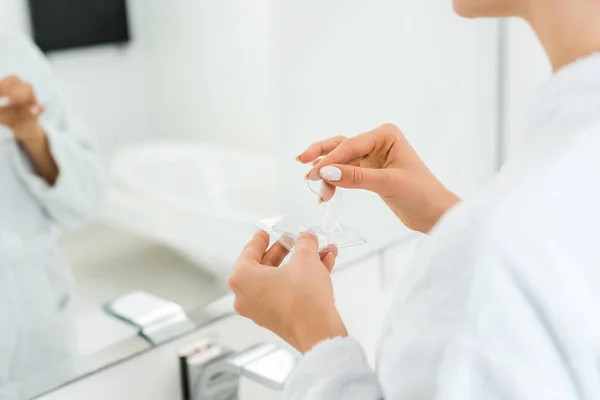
[255,180,367,252]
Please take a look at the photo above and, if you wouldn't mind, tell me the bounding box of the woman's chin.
[452,0,516,18]
[453,2,486,18]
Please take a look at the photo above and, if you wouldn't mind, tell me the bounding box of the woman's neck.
[525,2,600,72]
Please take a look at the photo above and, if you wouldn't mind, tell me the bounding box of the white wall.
[142,0,278,152]
[0,0,156,156]
[0,0,29,32]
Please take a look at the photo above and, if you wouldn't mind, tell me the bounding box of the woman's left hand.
[228,230,348,353]
[0,75,45,143]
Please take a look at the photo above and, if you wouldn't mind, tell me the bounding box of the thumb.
[294,231,319,255]
[319,164,397,194]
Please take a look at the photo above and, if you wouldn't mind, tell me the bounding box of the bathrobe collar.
[526,52,600,137]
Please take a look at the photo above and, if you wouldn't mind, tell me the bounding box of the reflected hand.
[228,230,347,353]
[0,75,45,143]
[298,123,460,233]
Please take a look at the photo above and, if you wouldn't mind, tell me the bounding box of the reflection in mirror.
[0,1,235,398]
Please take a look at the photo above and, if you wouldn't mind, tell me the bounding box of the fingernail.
[0,97,10,107]
[319,166,342,181]
[318,198,324,204]
[296,154,302,162]
[299,227,316,234]
[30,105,39,115]
[306,170,320,181]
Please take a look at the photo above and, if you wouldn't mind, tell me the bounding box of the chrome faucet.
[179,338,299,400]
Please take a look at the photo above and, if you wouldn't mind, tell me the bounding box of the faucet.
[179,338,299,400]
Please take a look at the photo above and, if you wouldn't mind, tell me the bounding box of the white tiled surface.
[59,223,225,355]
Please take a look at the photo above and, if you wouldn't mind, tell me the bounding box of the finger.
[0,76,21,95]
[313,156,361,168]
[306,131,377,180]
[319,164,400,196]
[0,76,21,107]
[321,252,336,272]
[320,245,339,260]
[297,136,346,164]
[262,241,290,267]
[238,230,271,264]
[6,82,35,106]
[293,231,319,256]
[320,245,339,272]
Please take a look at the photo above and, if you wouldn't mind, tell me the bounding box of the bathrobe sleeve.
[285,337,384,399]
[9,35,105,229]
[285,227,583,400]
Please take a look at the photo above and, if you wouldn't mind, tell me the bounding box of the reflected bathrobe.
[0,33,104,399]
[286,53,600,399]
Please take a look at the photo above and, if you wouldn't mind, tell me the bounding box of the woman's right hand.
[298,123,460,233]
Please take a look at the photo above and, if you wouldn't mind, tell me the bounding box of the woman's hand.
[298,123,460,233]
[228,230,347,353]
[0,75,45,143]
[0,75,58,185]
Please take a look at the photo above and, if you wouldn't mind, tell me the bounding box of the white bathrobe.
[0,33,104,399]
[286,53,600,399]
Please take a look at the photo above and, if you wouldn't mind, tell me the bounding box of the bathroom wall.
[142,0,278,153]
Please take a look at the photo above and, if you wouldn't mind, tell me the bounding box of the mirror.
[0,0,500,398]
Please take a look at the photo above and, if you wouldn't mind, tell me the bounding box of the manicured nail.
[0,97,10,108]
[306,170,320,181]
[296,154,302,162]
[319,166,342,181]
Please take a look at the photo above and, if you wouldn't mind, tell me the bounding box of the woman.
[0,33,104,399]
[229,0,600,398]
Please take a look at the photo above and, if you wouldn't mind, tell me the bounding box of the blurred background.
[1,0,550,161]
[0,0,554,399]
